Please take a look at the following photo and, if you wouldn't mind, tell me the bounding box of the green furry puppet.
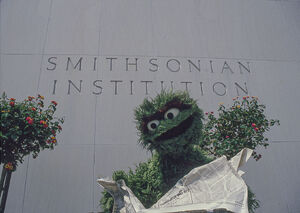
[100,91,257,212]
[134,91,211,190]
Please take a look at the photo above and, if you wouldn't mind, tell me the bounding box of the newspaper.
[98,148,253,213]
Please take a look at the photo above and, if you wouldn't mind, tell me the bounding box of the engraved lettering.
[180,81,192,92]
[238,62,250,74]
[199,82,204,96]
[130,80,134,95]
[106,57,117,71]
[126,58,138,71]
[149,58,158,72]
[47,57,57,71]
[188,59,201,72]
[68,80,82,94]
[210,60,214,73]
[166,59,180,72]
[160,81,165,91]
[235,82,248,96]
[52,80,57,95]
[221,61,233,74]
[213,82,227,96]
[93,80,103,95]
[93,57,97,71]
[111,80,123,95]
[141,80,152,95]
[66,57,83,71]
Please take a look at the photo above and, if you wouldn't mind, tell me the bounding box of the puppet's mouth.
[155,116,194,141]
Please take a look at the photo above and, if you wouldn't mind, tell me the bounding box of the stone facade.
[0,0,300,212]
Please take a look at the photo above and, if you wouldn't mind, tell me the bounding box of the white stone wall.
[0,0,299,212]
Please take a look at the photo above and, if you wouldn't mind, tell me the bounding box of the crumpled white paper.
[98,148,253,213]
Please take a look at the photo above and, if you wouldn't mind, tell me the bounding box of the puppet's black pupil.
[167,113,174,119]
[151,123,157,129]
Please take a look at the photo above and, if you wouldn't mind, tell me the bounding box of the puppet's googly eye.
[147,120,160,131]
[164,108,180,120]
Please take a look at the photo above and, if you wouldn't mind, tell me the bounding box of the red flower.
[254,127,259,131]
[243,96,247,100]
[51,101,58,106]
[40,120,46,125]
[205,112,209,115]
[43,124,48,128]
[51,137,57,144]
[58,125,62,130]
[38,94,44,100]
[28,119,34,125]
[28,96,34,101]
[226,136,229,139]
[251,123,256,127]
[10,98,15,101]
[26,117,34,124]
[31,107,36,111]
[255,154,262,161]
[9,102,15,107]
[210,112,214,114]
[4,162,14,171]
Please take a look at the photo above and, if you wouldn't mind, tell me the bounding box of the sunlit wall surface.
[0,0,300,212]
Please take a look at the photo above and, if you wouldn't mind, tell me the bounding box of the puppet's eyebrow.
[142,111,164,123]
[143,100,191,122]
[142,100,179,122]
[141,100,192,132]
[164,100,191,110]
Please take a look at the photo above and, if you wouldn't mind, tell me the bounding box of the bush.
[201,96,279,161]
[100,154,164,213]
[0,93,64,170]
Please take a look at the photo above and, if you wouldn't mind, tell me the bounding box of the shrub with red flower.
[0,93,64,168]
[0,93,64,211]
[202,96,280,161]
